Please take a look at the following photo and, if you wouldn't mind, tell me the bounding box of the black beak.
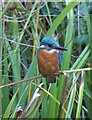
[55,46,67,51]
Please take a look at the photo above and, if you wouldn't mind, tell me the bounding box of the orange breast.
[38,49,59,77]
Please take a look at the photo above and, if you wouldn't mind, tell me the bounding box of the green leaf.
[3,89,19,118]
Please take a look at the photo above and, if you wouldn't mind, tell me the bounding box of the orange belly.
[38,49,59,77]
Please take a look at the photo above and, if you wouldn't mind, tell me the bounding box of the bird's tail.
[46,75,56,89]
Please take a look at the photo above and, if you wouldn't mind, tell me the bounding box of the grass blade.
[3,89,19,118]
[45,2,81,37]
[76,71,84,118]
[65,75,77,118]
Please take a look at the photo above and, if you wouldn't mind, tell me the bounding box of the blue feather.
[58,52,63,69]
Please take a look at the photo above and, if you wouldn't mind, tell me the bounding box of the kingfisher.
[38,37,67,83]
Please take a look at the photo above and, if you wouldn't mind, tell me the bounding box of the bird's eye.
[48,44,55,48]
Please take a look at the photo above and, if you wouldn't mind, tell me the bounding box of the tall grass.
[0,1,91,119]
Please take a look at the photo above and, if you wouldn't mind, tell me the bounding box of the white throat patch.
[49,49,59,53]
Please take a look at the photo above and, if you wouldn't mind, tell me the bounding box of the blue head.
[40,37,67,69]
[40,37,67,51]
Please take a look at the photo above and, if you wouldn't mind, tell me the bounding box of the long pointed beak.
[55,46,67,51]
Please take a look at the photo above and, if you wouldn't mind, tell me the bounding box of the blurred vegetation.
[0,1,92,119]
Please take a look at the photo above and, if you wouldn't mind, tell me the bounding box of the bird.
[38,37,67,84]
